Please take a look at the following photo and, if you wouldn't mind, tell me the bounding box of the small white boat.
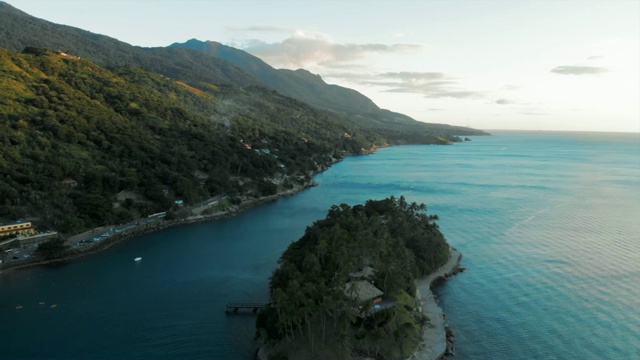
[134,257,142,262]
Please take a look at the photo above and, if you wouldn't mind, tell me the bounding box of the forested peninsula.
[256,196,455,360]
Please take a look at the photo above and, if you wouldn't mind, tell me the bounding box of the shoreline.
[409,247,463,360]
[257,249,463,360]
[0,180,318,275]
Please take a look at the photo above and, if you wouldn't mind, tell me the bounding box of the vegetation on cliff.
[1,2,487,148]
[257,196,450,359]
[0,1,487,239]
[0,48,383,233]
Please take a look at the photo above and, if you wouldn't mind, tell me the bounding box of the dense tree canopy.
[257,196,450,359]
[0,48,384,232]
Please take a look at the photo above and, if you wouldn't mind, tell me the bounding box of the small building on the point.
[344,280,390,318]
[349,266,375,281]
[344,280,384,304]
[61,178,78,187]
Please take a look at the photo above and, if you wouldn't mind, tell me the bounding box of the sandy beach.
[409,247,462,360]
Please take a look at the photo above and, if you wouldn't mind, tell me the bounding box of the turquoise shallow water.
[1,131,639,359]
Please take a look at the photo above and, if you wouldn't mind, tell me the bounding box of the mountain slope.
[0,47,383,233]
[170,39,380,114]
[0,1,260,87]
[0,1,487,141]
[170,39,489,139]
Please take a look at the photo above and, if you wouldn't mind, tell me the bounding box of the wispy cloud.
[550,65,608,75]
[425,91,483,99]
[238,31,484,100]
[519,111,547,116]
[496,99,516,105]
[326,70,484,100]
[378,72,483,99]
[226,25,292,33]
[240,32,422,68]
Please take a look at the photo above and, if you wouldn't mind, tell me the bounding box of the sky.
[7,0,640,132]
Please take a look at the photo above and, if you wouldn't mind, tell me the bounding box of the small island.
[256,196,462,360]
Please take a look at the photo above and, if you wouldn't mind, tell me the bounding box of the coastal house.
[0,221,36,238]
[192,170,209,186]
[61,178,78,187]
[349,266,375,281]
[344,280,387,318]
[344,280,384,304]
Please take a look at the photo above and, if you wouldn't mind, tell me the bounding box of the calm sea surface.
[1,131,639,359]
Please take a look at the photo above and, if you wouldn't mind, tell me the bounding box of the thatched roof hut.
[344,280,384,303]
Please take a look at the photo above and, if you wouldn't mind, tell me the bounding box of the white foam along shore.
[409,247,462,360]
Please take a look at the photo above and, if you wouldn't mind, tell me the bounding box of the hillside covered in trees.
[257,196,450,360]
[0,1,488,238]
[0,47,384,233]
[0,1,487,146]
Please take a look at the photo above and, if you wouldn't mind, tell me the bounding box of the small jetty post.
[225,303,268,314]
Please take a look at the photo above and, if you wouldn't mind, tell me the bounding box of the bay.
[1,131,639,359]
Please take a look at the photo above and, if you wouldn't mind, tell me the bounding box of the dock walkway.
[225,303,268,314]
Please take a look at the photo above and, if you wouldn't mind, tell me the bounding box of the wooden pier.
[225,303,268,314]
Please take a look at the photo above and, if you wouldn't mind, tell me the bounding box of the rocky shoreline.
[409,248,464,360]
[0,180,318,274]
[257,248,464,360]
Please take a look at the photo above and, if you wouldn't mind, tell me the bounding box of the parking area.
[3,244,37,262]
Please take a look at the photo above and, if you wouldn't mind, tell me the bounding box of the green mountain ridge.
[0,1,487,234]
[0,47,382,233]
[0,1,487,141]
[170,39,381,114]
[170,39,487,139]
[0,2,261,87]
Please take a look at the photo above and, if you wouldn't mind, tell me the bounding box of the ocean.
[1,131,638,359]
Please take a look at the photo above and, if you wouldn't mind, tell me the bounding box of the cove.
[3,131,640,360]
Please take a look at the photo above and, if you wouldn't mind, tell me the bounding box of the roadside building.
[0,221,36,238]
[18,232,59,247]
[61,178,78,187]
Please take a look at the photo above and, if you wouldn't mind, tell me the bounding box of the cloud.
[379,72,445,81]
[226,25,292,33]
[496,99,516,105]
[239,32,482,101]
[550,65,608,75]
[519,111,546,116]
[375,72,483,99]
[241,32,422,68]
[587,55,604,60]
[425,91,483,99]
[325,70,484,100]
[501,84,521,91]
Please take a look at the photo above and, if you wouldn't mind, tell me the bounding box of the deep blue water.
[1,131,639,359]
